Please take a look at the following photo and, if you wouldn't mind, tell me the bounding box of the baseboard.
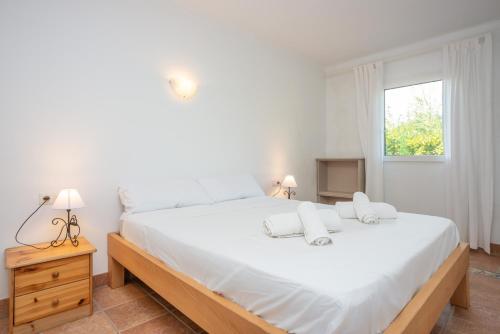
[93,272,109,288]
[0,272,109,320]
[491,243,500,256]
[0,297,7,320]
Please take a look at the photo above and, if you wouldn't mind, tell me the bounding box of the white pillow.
[197,174,265,203]
[118,178,212,214]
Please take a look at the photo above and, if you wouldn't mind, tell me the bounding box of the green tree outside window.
[385,81,444,156]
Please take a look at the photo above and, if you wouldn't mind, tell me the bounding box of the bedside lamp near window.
[52,189,85,247]
[282,175,297,199]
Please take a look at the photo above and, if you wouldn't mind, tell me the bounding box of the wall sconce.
[169,77,197,99]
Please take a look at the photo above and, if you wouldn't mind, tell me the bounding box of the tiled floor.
[0,278,204,334]
[1,250,498,334]
[431,250,500,334]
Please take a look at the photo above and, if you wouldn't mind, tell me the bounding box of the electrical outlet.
[39,194,55,205]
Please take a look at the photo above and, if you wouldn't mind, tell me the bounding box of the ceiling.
[175,0,500,66]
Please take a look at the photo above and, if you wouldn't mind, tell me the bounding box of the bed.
[108,196,469,334]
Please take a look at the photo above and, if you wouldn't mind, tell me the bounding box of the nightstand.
[4,237,96,334]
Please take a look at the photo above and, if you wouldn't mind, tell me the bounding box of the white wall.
[0,0,325,298]
[326,23,500,242]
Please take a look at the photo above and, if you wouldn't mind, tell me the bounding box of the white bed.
[120,196,459,334]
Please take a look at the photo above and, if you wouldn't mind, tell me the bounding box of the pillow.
[197,174,265,203]
[118,178,212,214]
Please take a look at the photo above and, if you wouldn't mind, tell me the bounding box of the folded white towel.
[336,201,398,219]
[263,210,342,237]
[353,192,379,224]
[297,202,332,246]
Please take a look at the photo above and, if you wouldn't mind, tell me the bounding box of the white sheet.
[120,197,459,334]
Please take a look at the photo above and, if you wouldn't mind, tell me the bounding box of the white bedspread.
[120,197,459,334]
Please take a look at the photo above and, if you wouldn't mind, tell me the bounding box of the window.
[384,80,444,160]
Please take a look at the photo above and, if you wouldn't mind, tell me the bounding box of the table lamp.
[52,189,85,247]
[282,175,297,199]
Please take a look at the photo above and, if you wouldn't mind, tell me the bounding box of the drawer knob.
[52,299,60,307]
[52,271,60,279]
[33,297,38,303]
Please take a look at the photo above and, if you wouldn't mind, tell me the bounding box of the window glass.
[384,81,444,156]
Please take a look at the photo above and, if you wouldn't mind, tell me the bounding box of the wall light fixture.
[169,77,197,99]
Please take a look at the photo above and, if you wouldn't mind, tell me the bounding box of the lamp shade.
[282,175,297,188]
[52,189,85,210]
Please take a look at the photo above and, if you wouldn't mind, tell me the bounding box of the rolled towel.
[336,201,397,219]
[264,210,342,237]
[297,202,332,246]
[353,192,379,224]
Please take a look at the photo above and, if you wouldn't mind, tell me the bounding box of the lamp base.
[49,209,81,248]
[284,187,296,200]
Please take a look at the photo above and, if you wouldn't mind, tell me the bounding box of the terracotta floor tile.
[432,303,452,334]
[432,254,500,333]
[469,293,500,314]
[150,293,177,311]
[93,283,146,310]
[440,303,453,319]
[148,292,204,333]
[43,312,116,334]
[442,327,468,334]
[105,296,166,331]
[169,309,204,333]
[431,325,444,334]
[452,305,500,328]
[93,299,102,312]
[470,272,500,293]
[121,313,193,334]
[468,276,500,313]
[469,251,500,273]
[445,314,499,334]
[134,278,157,295]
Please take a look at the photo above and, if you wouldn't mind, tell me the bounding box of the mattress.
[120,197,459,334]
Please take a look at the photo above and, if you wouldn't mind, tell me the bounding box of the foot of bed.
[108,255,125,289]
[450,270,469,309]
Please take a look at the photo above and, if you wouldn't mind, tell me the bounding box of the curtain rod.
[326,45,442,77]
[325,20,499,78]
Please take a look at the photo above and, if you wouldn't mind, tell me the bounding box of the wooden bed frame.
[108,233,469,334]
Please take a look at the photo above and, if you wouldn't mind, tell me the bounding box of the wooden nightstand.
[4,237,96,334]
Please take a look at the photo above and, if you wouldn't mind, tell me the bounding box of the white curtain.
[443,34,493,253]
[354,62,384,201]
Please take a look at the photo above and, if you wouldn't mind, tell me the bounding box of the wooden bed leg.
[450,270,469,309]
[108,255,125,289]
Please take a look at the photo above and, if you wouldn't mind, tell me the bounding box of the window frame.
[383,79,447,162]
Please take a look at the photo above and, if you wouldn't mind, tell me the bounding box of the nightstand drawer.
[14,279,90,325]
[14,255,89,296]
